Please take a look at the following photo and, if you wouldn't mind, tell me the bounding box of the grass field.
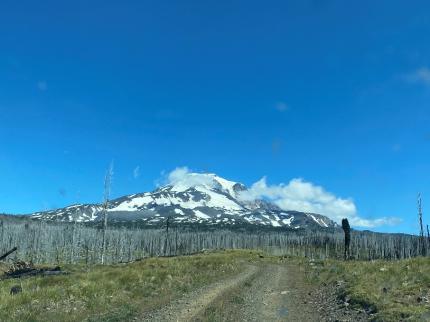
[0,250,259,322]
[305,256,430,321]
[1,250,430,321]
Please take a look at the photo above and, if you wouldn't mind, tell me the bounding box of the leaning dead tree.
[0,247,17,261]
[341,218,351,260]
[101,161,114,265]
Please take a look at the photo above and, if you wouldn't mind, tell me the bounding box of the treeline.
[0,218,424,264]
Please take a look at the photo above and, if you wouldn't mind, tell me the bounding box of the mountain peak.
[165,172,245,197]
[30,172,339,230]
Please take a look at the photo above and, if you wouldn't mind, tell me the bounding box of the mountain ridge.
[31,173,339,230]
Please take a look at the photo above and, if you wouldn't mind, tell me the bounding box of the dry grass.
[306,257,430,321]
[6,249,427,321]
[0,263,9,275]
[0,250,259,322]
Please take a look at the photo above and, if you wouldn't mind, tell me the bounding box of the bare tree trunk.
[101,210,107,264]
[164,217,170,256]
[71,207,79,264]
[427,224,430,253]
[101,161,114,265]
[0,247,17,261]
[342,218,351,260]
[418,194,426,256]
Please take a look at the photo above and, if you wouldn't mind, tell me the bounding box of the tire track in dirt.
[141,262,369,322]
[195,262,370,322]
[196,263,320,321]
[140,265,259,322]
[231,264,293,321]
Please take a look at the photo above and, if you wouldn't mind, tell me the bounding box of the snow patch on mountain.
[308,213,329,228]
[29,171,339,229]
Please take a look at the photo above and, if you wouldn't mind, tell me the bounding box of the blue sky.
[1,0,429,234]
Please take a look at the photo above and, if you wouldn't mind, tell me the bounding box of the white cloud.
[405,67,430,85]
[133,166,141,179]
[37,81,47,91]
[238,177,401,228]
[162,167,401,229]
[167,167,215,190]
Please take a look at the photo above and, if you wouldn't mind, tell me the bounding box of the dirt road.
[141,265,259,321]
[194,263,320,322]
[141,262,369,322]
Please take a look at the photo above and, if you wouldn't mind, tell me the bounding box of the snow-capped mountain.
[31,173,338,229]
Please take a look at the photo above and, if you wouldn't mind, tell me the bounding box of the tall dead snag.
[341,218,351,260]
[101,161,114,265]
[164,217,171,256]
[71,206,79,264]
[427,225,430,246]
[418,194,426,256]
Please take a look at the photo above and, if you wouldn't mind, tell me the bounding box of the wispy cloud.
[133,166,141,179]
[166,167,214,189]
[238,177,401,228]
[37,81,47,91]
[275,101,289,112]
[404,67,430,85]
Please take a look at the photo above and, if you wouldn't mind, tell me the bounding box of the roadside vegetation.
[1,247,430,321]
[0,250,258,322]
[305,256,430,321]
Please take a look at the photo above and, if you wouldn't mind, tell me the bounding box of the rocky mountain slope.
[31,173,339,229]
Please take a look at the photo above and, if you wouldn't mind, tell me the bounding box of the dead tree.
[71,207,79,264]
[101,161,114,264]
[427,225,430,246]
[418,194,426,256]
[0,247,17,261]
[341,218,351,260]
[164,217,171,256]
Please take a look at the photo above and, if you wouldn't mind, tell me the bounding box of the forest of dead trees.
[0,164,420,265]
[0,218,426,265]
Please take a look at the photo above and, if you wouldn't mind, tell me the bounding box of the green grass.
[306,257,430,321]
[0,250,258,322]
[5,250,427,321]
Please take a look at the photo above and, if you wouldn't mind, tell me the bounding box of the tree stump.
[10,285,22,295]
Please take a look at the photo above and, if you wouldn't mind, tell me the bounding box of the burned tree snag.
[427,225,430,250]
[166,217,170,235]
[418,194,426,256]
[0,247,18,261]
[341,219,351,260]
[164,217,170,256]
[101,161,114,265]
